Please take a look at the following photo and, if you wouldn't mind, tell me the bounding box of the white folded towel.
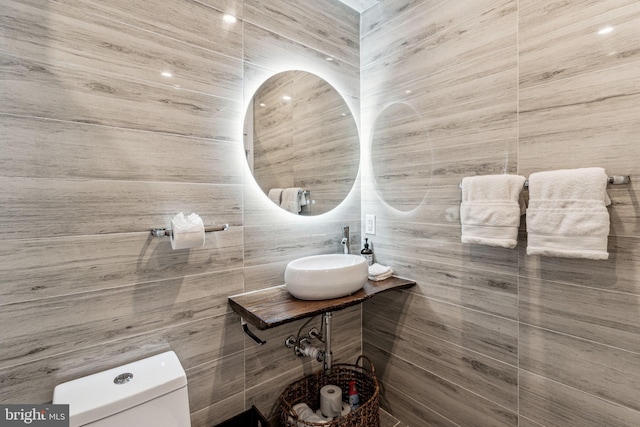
[460,174,527,248]
[281,187,303,214]
[268,188,283,205]
[526,167,610,260]
[368,263,393,281]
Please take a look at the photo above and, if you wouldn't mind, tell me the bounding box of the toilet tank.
[53,351,191,427]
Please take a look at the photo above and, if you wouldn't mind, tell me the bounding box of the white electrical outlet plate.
[365,214,376,235]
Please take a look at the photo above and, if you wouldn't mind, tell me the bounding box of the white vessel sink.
[285,254,369,300]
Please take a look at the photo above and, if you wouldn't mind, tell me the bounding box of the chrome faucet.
[341,226,349,254]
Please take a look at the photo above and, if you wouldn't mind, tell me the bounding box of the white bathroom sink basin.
[285,254,369,300]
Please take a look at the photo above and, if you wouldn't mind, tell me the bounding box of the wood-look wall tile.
[380,256,518,320]
[190,392,245,427]
[1,0,242,98]
[365,46,516,121]
[428,138,518,186]
[364,311,518,410]
[0,51,240,141]
[360,0,445,45]
[519,370,640,427]
[519,236,640,295]
[518,416,545,427]
[0,0,363,421]
[0,270,242,369]
[414,99,517,149]
[0,115,243,183]
[0,312,241,404]
[371,220,519,276]
[0,229,244,305]
[366,344,518,427]
[519,4,640,88]
[361,0,431,37]
[185,351,244,413]
[520,277,640,354]
[519,0,637,41]
[242,25,360,103]
[243,220,360,267]
[520,324,640,412]
[54,0,243,58]
[363,84,517,150]
[244,0,359,66]
[363,92,517,149]
[170,313,244,369]
[245,342,362,420]
[362,0,640,426]
[364,290,518,365]
[379,409,401,427]
[519,59,639,117]
[243,261,288,292]
[362,184,458,222]
[0,178,241,239]
[362,0,515,66]
[362,1,516,87]
[377,382,460,427]
[245,306,360,388]
[518,113,640,179]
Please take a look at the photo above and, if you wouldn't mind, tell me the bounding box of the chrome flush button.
[113,372,133,384]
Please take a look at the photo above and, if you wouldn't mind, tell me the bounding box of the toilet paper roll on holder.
[151,223,229,237]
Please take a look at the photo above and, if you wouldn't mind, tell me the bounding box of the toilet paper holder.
[151,223,229,237]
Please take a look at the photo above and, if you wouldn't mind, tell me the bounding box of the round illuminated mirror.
[244,71,359,215]
[371,103,432,211]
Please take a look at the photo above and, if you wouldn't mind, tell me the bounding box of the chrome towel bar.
[459,175,630,188]
[151,223,229,237]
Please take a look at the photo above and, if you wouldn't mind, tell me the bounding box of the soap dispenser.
[361,238,373,266]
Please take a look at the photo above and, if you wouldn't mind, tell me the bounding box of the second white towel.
[526,167,610,260]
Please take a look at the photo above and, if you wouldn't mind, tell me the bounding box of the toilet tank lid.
[53,351,188,426]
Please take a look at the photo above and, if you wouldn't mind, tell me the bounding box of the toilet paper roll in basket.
[320,384,342,419]
[340,402,351,417]
[170,212,205,250]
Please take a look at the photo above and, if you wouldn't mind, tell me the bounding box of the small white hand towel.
[298,190,307,208]
[268,188,283,205]
[526,167,610,260]
[368,263,393,281]
[281,187,303,214]
[460,174,527,249]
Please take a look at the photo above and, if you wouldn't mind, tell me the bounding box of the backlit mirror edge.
[241,69,363,219]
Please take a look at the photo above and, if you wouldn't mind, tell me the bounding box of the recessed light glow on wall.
[598,26,614,35]
[161,71,173,78]
[223,14,237,24]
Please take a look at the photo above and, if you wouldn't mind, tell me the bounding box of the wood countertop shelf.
[228,276,416,330]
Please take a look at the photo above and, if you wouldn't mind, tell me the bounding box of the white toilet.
[53,351,192,427]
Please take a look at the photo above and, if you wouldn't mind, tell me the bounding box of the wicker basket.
[279,355,380,427]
